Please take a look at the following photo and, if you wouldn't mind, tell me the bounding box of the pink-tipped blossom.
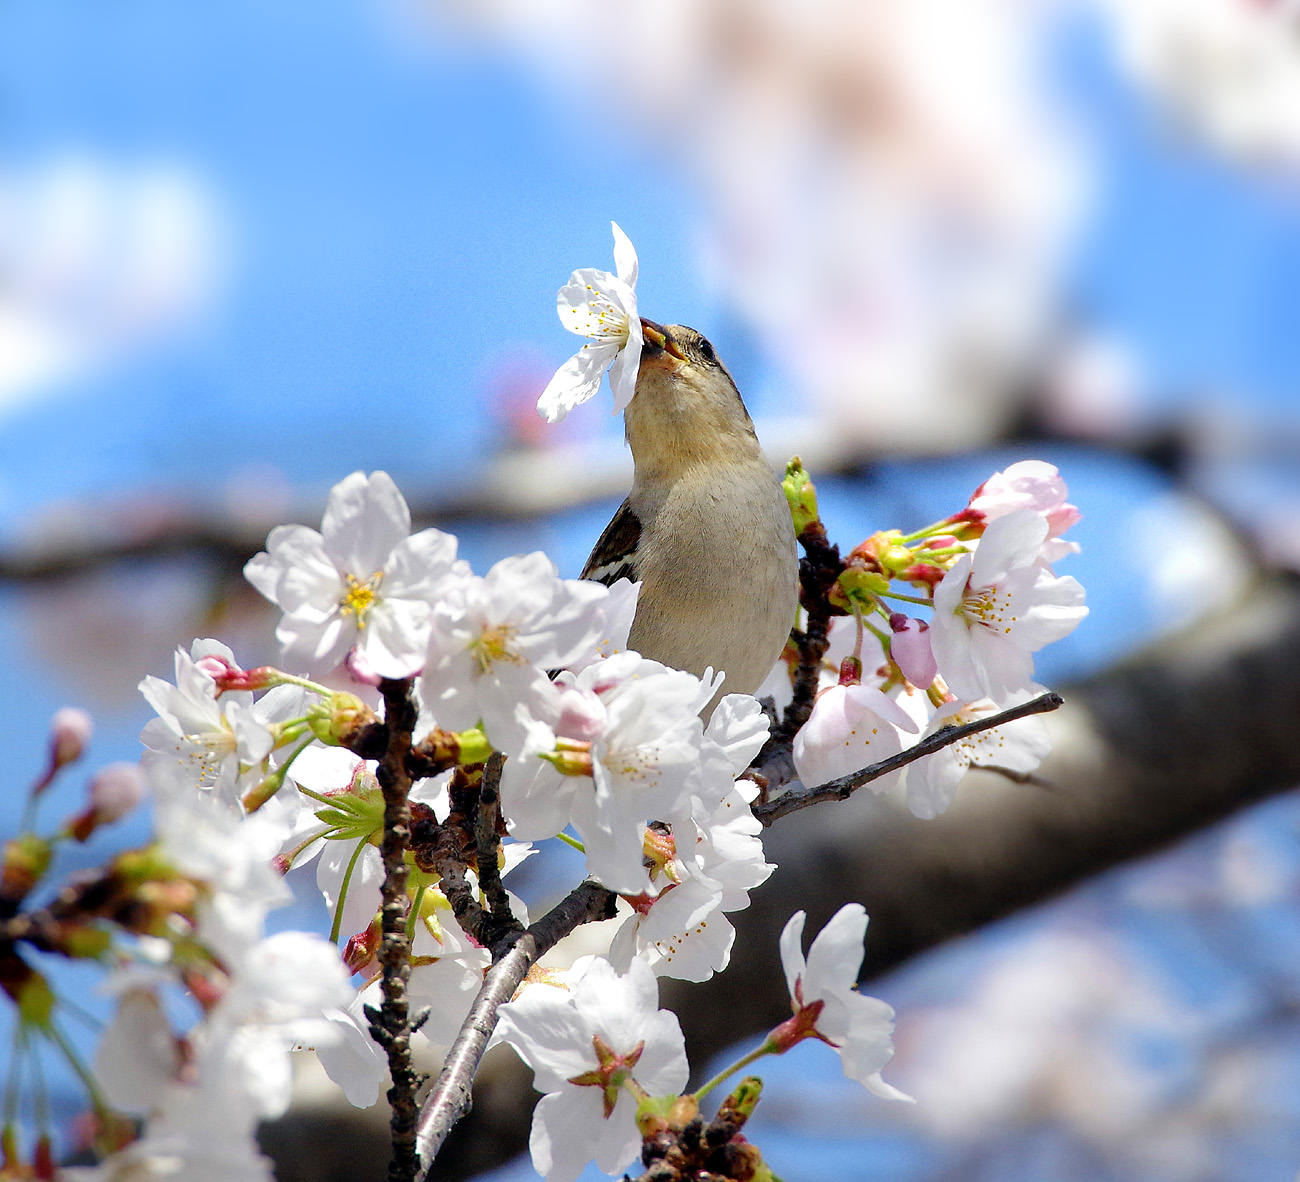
[889,614,937,689]
[930,510,1086,704]
[969,460,1081,567]
[792,682,919,792]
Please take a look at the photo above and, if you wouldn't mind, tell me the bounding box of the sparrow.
[582,319,798,699]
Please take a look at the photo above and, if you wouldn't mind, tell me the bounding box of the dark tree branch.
[371,679,420,1182]
[413,880,617,1177]
[474,753,523,951]
[753,692,1064,824]
[756,520,842,769]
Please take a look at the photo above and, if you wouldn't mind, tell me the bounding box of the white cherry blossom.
[968,459,1081,568]
[903,692,1052,820]
[423,551,608,756]
[244,470,463,679]
[500,652,726,894]
[792,681,919,791]
[496,955,688,1182]
[778,905,910,1101]
[152,780,291,968]
[930,509,1087,703]
[565,577,640,673]
[139,639,276,808]
[538,221,643,423]
[609,779,774,982]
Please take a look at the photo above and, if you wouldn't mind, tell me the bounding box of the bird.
[581,319,799,699]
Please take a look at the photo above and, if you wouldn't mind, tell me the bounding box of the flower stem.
[45,1020,109,1123]
[878,589,934,607]
[405,881,428,942]
[692,1040,778,1101]
[555,832,586,854]
[267,671,336,696]
[331,836,372,945]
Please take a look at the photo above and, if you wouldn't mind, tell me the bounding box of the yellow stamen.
[339,571,384,629]
[472,623,524,673]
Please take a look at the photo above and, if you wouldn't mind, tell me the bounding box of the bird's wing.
[581,498,642,585]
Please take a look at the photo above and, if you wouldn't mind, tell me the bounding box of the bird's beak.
[640,318,687,361]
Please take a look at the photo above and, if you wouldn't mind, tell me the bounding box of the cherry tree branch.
[756,519,842,770]
[370,679,421,1182]
[413,880,617,1176]
[754,692,1064,825]
[473,753,522,949]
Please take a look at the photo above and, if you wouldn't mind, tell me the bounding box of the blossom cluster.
[104,446,1083,1179]
[778,457,1086,820]
[0,225,1087,1182]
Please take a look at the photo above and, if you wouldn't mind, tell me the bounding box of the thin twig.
[373,678,421,1182]
[413,880,617,1176]
[754,692,1064,825]
[474,753,524,952]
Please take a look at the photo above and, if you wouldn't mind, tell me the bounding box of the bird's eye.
[697,337,716,363]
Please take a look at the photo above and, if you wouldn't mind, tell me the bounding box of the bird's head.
[625,319,759,472]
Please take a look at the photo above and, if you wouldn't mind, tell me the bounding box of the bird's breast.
[627,464,798,698]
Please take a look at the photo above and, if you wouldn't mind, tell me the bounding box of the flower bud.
[782,457,820,538]
[540,738,595,777]
[834,566,890,610]
[1,835,53,905]
[194,655,274,692]
[33,1133,55,1181]
[66,763,145,841]
[454,726,494,767]
[1,961,55,1027]
[889,614,937,689]
[344,918,382,974]
[49,707,93,772]
[553,685,607,743]
[717,1076,764,1125]
[899,562,944,589]
[308,692,379,746]
[641,824,677,878]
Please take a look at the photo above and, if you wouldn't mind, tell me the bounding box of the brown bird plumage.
[582,320,798,699]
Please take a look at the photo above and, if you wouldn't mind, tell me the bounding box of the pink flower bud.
[89,763,145,824]
[49,708,92,772]
[900,562,944,589]
[194,655,274,692]
[889,615,937,689]
[553,685,607,743]
[68,762,145,841]
[344,918,382,974]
